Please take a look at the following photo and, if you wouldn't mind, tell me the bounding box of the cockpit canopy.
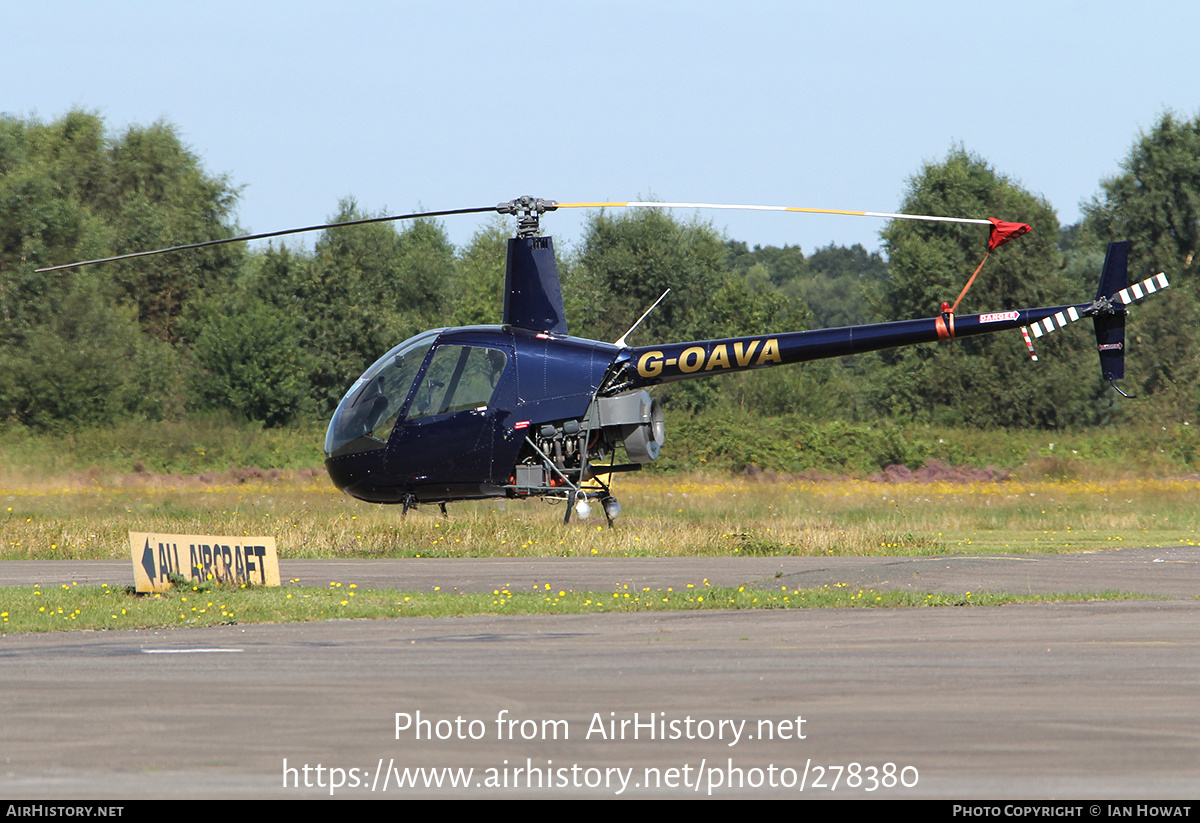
[324,329,509,458]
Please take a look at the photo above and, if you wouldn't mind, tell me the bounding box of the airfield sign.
[129,532,280,593]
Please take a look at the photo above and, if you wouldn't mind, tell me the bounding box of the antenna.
[615,289,670,348]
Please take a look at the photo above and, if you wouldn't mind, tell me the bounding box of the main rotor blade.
[35,205,499,273]
[554,200,993,226]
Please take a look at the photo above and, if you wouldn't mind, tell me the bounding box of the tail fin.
[1019,240,1165,397]
[1093,241,1129,383]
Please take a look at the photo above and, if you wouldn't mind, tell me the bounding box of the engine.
[511,390,665,494]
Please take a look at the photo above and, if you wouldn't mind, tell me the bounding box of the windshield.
[324,331,439,457]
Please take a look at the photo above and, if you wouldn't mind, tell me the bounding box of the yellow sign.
[129,532,280,593]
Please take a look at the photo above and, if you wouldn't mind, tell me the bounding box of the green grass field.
[5,470,1198,563]
[3,419,1197,631]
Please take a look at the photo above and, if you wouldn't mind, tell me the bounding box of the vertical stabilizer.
[1094,241,1129,382]
[1095,240,1129,301]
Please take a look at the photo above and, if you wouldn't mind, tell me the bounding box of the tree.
[572,208,730,345]
[184,285,314,427]
[873,148,1100,428]
[1082,111,1200,418]
[0,112,243,344]
[0,111,240,428]
[100,121,243,342]
[0,112,107,342]
[452,219,509,326]
[726,240,808,290]
[279,202,456,412]
[1084,111,1200,279]
[0,277,182,428]
[787,243,887,329]
[571,208,804,409]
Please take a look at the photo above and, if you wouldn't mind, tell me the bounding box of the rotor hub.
[497,196,558,237]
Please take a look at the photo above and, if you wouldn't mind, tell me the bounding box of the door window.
[408,345,508,419]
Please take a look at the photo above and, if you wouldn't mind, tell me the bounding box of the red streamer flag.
[988,218,1032,251]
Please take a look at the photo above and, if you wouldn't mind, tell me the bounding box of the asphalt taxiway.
[2,547,1198,798]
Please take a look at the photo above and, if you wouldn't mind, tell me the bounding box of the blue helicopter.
[318,197,1168,524]
[40,196,1168,524]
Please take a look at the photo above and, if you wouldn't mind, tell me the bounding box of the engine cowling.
[588,390,665,463]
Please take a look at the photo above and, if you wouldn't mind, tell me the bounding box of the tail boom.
[612,302,1090,392]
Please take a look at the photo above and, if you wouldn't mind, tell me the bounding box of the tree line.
[2,110,1197,432]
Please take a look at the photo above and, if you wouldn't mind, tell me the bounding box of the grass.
[0,416,327,480]
[3,418,1197,632]
[4,471,1199,562]
[0,578,1151,634]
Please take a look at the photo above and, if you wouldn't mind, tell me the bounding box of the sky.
[6,1,1199,258]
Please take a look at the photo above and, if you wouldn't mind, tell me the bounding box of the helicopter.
[39,195,1169,524]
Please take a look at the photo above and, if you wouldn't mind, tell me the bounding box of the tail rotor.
[1018,240,1169,397]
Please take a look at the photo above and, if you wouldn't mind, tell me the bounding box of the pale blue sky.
[7,1,1198,256]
